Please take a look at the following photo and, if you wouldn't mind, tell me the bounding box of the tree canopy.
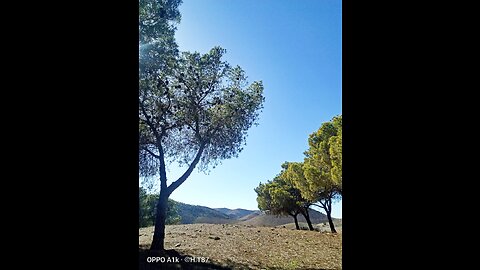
[302,115,342,200]
[255,163,315,230]
[139,47,265,193]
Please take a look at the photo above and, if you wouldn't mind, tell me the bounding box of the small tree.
[255,179,301,230]
[255,166,314,231]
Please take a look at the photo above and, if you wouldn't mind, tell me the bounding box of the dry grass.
[139,224,342,269]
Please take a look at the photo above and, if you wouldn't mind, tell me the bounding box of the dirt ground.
[139,224,342,269]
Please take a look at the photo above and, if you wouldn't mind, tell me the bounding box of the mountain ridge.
[175,201,338,227]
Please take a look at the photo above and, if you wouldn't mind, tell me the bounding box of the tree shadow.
[139,249,234,270]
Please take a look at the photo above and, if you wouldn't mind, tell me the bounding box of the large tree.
[140,46,265,250]
[294,115,342,233]
[139,0,265,251]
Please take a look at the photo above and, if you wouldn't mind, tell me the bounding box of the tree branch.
[313,202,326,209]
[167,142,206,195]
[198,71,220,105]
[144,148,160,159]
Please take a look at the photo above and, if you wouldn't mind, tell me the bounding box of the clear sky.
[144,0,342,218]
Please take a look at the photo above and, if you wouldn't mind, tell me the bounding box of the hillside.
[176,202,235,224]
[240,209,330,227]
[214,208,260,219]
[173,202,342,229]
[237,211,261,221]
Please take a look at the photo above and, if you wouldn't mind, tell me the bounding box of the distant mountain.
[176,202,235,224]
[174,201,340,227]
[214,208,260,219]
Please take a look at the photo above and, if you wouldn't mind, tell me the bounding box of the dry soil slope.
[139,224,342,269]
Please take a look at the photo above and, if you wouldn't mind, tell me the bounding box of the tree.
[255,179,301,230]
[296,115,342,233]
[282,162,315,231]
[139,0,264,251]
[140,47,265,250]
[139,0,182,251]
[255,165,314,231]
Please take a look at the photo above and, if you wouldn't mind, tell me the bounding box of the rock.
[208,236,221,240]
[175,243,181,247]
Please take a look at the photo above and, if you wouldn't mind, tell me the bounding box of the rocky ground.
[139,224,342,269]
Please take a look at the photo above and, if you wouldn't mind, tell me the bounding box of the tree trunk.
[302,209,314,231]
[293,214,300,230]
[150,191,169,251]
[326,210,337,233]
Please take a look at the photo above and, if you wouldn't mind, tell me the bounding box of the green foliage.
[139,0,182,77]
[139,0,182,43]
[329,116,342,191]
[139,187,180,228]
[255,163,311,217]
[301,115,343,201]
[283,161,309,198]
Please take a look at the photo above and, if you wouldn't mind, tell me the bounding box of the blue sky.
[144,0,342,218]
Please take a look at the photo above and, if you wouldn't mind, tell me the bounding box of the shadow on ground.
[139,249,235,270]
